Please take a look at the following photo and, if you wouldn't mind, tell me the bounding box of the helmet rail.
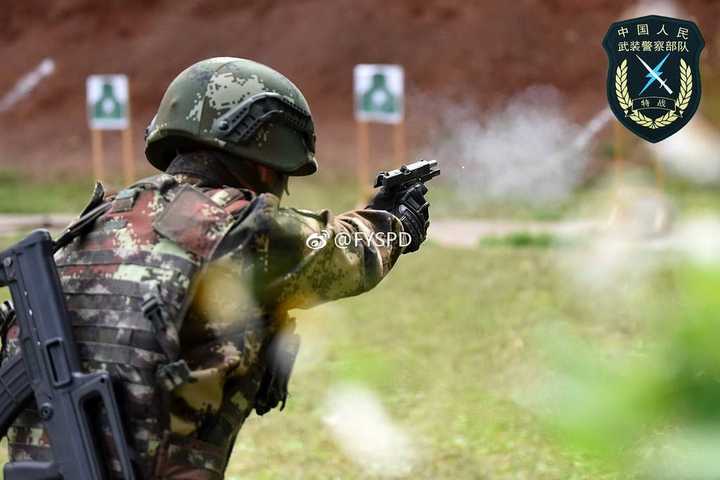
[210,92,316,154]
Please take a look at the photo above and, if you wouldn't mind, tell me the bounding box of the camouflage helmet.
[145,57,317,176]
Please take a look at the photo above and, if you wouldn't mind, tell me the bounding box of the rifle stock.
[0,230,135,480]
[0,354,32,437]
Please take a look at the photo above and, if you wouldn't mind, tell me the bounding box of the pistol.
[373,159,440,191]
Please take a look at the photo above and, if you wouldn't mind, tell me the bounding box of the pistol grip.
[72,372,136,479]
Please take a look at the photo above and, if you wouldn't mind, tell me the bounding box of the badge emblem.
[603,15,704,143]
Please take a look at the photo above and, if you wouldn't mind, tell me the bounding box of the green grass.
[1,167,719,224]
[479,232,557,248]
[0,170,363,215]
[0,167,571,219]
[0,171,94,214]
[0,238,633,479]
[223,243,639,479]
[2,173,719,237]
[0,170,717,478]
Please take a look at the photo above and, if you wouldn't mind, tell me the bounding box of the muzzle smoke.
[421,87,608,204]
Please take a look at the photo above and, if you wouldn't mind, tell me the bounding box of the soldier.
[2,57,430,479]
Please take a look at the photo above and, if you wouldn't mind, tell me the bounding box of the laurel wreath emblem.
[615,58,692,129]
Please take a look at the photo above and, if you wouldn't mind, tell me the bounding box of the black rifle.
[0,230,135,479]
[373,159,440,191]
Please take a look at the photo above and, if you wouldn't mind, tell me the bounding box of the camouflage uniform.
[3,57,426,479]
[5,172,402,478]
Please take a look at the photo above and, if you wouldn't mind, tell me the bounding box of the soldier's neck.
[166,150,284,198]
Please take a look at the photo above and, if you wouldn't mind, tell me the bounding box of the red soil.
[0,0,718,178]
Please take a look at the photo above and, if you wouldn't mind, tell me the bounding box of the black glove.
[368,183,430,253]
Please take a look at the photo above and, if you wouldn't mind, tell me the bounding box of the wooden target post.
[121,120,136,184]
[356,120,371,195]
[90,129,105,183]
[87,74,134,185]
[393,120,406,167]
[353,64,405,199]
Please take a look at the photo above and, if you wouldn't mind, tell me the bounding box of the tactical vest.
[5,174,263,479]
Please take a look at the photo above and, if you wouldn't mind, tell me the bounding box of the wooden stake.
[121,126,135,185]
[393,121,406,166]
[90,129,105,183]
[356,120,371,197]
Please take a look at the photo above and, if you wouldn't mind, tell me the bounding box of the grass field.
[6,169,718,220]
[0,174,716,478]
[224,242,636,479]
[0,237,635,479]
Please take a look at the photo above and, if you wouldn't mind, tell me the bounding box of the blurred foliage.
[539,260,720,479]
[479,232,558,248]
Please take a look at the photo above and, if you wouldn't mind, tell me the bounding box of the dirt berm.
[1,1,717,176]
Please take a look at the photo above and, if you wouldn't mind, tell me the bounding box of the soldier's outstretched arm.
[256,198,405,310]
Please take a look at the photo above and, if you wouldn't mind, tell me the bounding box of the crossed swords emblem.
[635,53,672,95]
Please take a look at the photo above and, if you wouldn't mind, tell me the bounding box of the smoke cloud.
[421,87,606,204]
[323,383,419,477]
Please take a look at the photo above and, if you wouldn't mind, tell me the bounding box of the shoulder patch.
[153,185,232,260]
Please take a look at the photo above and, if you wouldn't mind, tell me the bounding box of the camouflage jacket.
[3,173,402,479]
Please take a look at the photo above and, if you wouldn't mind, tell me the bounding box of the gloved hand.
[367,183,430,253]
